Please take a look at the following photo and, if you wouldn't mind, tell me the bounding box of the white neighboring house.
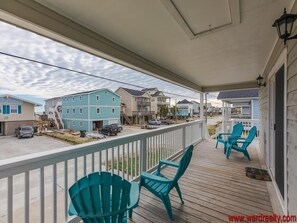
[191,101,200,115]
[44,97,64,129]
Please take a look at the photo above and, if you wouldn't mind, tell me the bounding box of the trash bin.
[80,130,86,138]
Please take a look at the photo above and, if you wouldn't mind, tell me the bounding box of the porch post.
[200,93,205,139]
[222,101,226,133]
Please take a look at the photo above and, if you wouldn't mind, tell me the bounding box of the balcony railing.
[157,101,170,105]
[0,120,203,223]
[225,118,260,136]
[137,101,151,106]
[132,111,155,116]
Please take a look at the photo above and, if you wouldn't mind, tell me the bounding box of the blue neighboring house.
[217,89,259,119]
[61,89,120,132]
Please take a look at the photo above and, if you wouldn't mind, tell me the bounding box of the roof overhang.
[0,0,295,93]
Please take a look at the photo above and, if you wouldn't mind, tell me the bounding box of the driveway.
[0,135,71,160]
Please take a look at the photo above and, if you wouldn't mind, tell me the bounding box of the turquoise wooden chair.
[226,126,257,160]
[139,145,193,220]
[216,123,243,154]
[68,171,140,223]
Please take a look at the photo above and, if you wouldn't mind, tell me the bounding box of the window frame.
[10,105,18,114]
[96,108,100,114]
[72,108,76,114]
[112,108,115,114]
[96,95,100,101]
[79,108,83,114]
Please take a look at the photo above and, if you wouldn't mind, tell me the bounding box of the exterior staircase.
[121,111,132,125]
[54,101,64,130]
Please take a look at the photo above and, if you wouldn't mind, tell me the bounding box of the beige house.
[0,95,41,135]
[141,88,170,116]
[115,87,154,123]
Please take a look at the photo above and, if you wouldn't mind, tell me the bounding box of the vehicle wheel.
[31,135,34,138]
[115,133,118,136]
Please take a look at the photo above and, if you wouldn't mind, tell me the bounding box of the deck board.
[131,139,273,222]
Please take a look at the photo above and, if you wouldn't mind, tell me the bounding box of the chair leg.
[224,144,227,154]
[162,195,173,220]
[129,209,133,218]
[215,140,218,148]
[243,151,251,161]
[226,146,232,159]
[175,183,184,204]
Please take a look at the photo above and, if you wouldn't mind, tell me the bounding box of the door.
[269,74,276,177]
[269,65,285,199]
[275,65,285,199]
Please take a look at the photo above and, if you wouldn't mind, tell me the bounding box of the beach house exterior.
[44,96,63,129]
[115,87,154,123]
[176,99,193,117]
[61,89,120,132]
[0,95,41,135]
[141,88,170,116]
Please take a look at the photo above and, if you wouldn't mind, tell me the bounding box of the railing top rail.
[229,118,260,122]
[0,120,202,178]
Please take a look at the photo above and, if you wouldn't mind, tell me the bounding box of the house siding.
[62,89,120,132]
[260,4,297,213]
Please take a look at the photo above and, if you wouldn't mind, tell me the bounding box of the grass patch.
[45,132,97,144]
[208,125,216,136]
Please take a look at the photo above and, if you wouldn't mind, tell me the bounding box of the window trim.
[79,121,83,127]
[66,109,69,114]
[72,108,76,114]
[79,108,83,114]
[79,96,82,101]
[112,108,115,114]
[72,97,75,102]
[96,95,100,101]
[112,97,115,102]
[0,106,2,114]
[96,108,100,114]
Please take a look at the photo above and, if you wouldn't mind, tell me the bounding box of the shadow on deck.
[130,139,273,223]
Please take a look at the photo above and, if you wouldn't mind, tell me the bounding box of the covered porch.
[131,139,272,223]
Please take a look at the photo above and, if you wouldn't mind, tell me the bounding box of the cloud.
[0,21,206,107]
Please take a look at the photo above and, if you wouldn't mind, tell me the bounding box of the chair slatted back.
[242,126,257,150]
[69,172,131,223]
[229,123,244,143]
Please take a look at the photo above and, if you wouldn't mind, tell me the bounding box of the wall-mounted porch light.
[273,8,297,45]
[256,75,266,87]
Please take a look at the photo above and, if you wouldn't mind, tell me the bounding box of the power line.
[0,51,200,99]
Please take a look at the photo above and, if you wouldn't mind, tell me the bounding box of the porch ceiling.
[0,0,295,92]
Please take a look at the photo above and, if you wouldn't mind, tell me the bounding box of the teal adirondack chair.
[139,145,194,220]
[226,126,257,160]
[68,171,140,223]
[216,123,243,154]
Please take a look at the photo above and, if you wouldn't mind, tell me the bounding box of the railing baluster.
[53,163,57,223]
[122,145,125,179]
[74,158,77,182]
[127,143,130,180]
[135,141,138,176]
[117,146,120,176]
[111,147,114,175]
[64,160,68,221]
[105,148,108,171]
[83,155,87,176]
[99,151,102,172]
[131,142,134,178]
[40,167,44,223]
[24,171,29,223]
[7,176,13,223]
[91,153,95,173]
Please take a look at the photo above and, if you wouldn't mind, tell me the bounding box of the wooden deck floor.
[130,139,273,223]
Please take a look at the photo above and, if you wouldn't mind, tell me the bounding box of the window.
[79,96,82,101]
[66,97,69,101]
[79,108,83,114]
[96,108,100,114]
[66,109,69,114]
[79,121,83,127]
[112,97,115,102]
[96,95,100,101]
[10,105,18,114]
[112,108,115,114]
[73,108,76,114]
[72,97,75,102]
[0,106,2,114]
[72,121,76,126]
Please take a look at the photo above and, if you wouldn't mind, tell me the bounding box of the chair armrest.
[234,140,251,144]
[159,160,179,168]
[218,133,232,136]
[128,182,140,209]
[140,172,171,183]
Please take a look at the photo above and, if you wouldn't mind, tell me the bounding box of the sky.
[0,22,221,112]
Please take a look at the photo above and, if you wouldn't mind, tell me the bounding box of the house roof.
[142,88,158,91]
[62,88,119,97]
[0,95,42,106]
[191,101,200,105]
[177,99,193,104]
[217,89,259,100]
[121,87,146,96]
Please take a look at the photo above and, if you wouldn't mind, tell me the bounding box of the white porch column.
[222,101,226,133]
[200,93,205,139]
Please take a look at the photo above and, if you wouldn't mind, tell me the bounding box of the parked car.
[159,117,167,124]
[110,124,123,132]
[164,119,175,125]
[15,126,34,139]
[100,125,119,136]
[148,118,161,125]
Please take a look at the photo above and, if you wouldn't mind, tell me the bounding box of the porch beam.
[0,0,202,92]
[202,81,259,92]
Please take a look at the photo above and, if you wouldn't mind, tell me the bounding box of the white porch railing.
[0,120,203,223]
[226,118,260,136]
